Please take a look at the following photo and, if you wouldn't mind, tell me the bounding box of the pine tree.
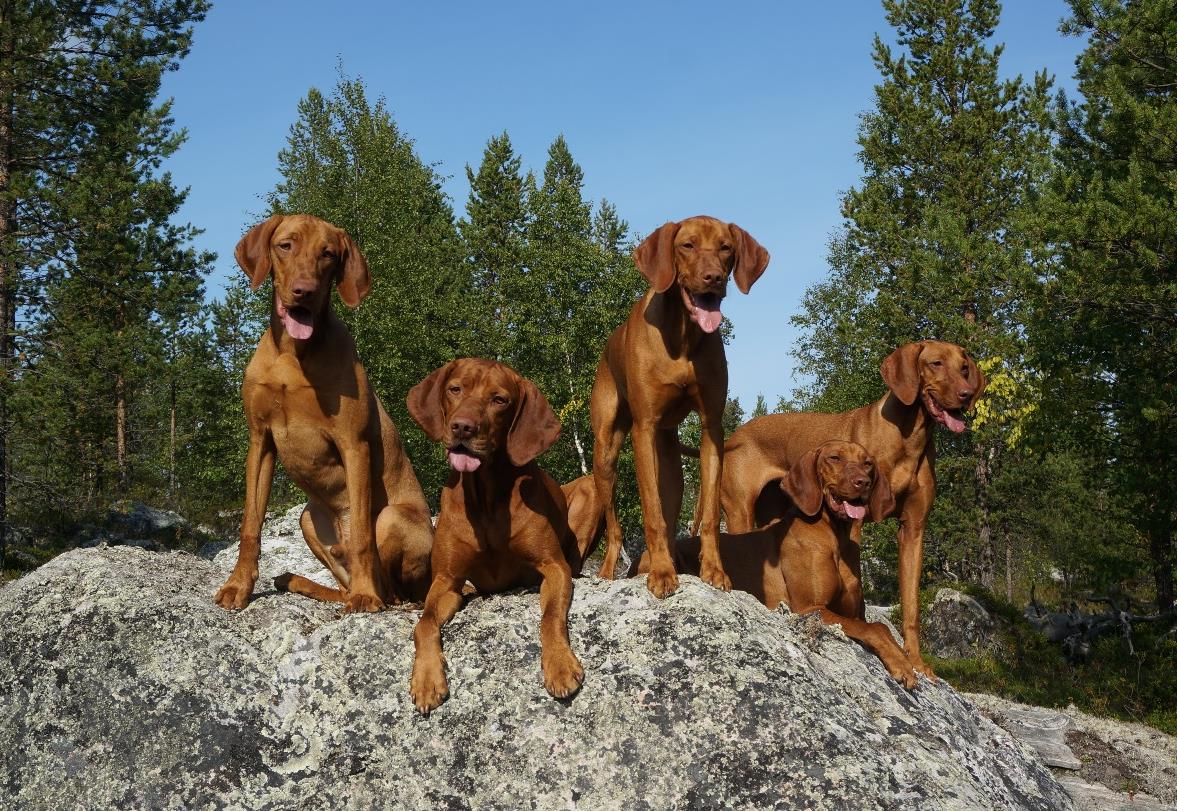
[790,0,1053,593]
[1035,0,1177,608]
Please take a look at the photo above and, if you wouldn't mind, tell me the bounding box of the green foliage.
[1030,0,1177,608]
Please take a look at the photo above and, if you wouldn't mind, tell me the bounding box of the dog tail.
[678,442,700,459]
[274,573,347,604]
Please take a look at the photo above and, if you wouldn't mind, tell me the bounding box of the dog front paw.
[542,650,585,700]
[344,592,385,614]
[886,660,919,690]
[410,657,449,715]
[646,566,679,599]
[908,654,938,682]
[214,579,254,610]
[699,560,732,592]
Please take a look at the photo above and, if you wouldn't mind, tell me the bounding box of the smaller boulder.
[923,587,996,658]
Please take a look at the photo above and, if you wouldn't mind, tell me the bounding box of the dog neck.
[452,455,525,513]
[877,391,935,452]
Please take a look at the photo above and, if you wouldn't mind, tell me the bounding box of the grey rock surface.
[968,692,1177,809]
[923,587,997,658]
[0,545,1073,810]
[210,503,333,587]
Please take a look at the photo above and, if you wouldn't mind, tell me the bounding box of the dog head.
[880,341,987,433]
[633,216,770,334]
[407,358,561,471]
[781,440,894,523]
[234,214,371,341]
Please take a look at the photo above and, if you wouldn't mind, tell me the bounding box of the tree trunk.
[1004,529,1013,602]
[116,373,128,493]
[169,378,177,499]
[1148,526,1174,611]
[975,442,995,591]
[0,5,15,570]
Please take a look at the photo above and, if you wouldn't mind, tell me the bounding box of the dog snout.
[957,386,974,404]
[290,278,319,301]
[450,415,477,442]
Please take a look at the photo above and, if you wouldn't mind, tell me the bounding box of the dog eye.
[277,241,292,251]
[930,360,943,368]
[864,461,873,468]
[322,249,335,259]
[680,242,694,250]
[828,455,841,462]
[720,244,732,252]
[448,385,461,395]
[492,395,508,406]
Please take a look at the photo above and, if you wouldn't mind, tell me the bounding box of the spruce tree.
[791,0,1053,592]
[1036,0,1177,608]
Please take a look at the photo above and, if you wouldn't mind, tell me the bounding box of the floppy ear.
[880,342,925,406]
[965,353,988,411]
[780,447,823,517]
[507,378,562,466]
[633,221,679,293]
[868,460,896,522]
[335,230,372,307]
[235,215,283,290]
[729,223,770,294]
[406,362,456,442]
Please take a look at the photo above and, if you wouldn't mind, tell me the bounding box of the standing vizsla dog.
[644,440,915,688]
[214,214,433,614]
[406,358,583,714]
[591,216,770,597]
[719,340,986,675]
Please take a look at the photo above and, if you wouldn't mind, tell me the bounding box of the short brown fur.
[719,340,985,676]
[214,214,433,614]
[406,358,583,714]
[643,440,916,687]
[589,215,769,598]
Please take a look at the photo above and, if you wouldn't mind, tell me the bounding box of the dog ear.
[780,447,823,517]
[880,342,925,406]
[235,215,283,290]
[507,378,562,467]
[407,362,456,443]
[335,230,372,307]
[868,460,896,522]
[729,224,770,294]
[633,221,679,293]
[964,352,988,411]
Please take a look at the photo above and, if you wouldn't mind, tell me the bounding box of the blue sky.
[160,0,1085,409]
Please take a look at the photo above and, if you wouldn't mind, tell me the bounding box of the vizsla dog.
[591,216,770,597]
[720,340,985,676]
[406,358,583,714]
[214,214,433,613]
[642,440,915,688]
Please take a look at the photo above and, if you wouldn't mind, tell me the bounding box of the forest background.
[2,0,1174,730]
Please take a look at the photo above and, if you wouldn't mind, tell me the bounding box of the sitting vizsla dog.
[406,358,583,714]
[591,216,770,597]
[641,440,915,688]
[720,340,985,676]
[214,214,433,613]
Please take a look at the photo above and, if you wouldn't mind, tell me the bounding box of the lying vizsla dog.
[406,358,583,714]
[641,440,914,687]
[591,216,770,597]
[720,340,985,676]
[214,214,433,613]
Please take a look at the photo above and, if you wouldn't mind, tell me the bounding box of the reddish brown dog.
[644,441,915,688]
[591,216,770,598]
[720,340,985,676]
[406,358,583,714]
[214,214,434,613]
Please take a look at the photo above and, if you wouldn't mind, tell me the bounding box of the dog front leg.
[536,558,584,699]
[410,573,465,714]
[633,421,678,598]
[215,429,276,609]
[897,483,936,679]
[341,441,383,613]
[696,414,731,591]
[799,605,918,690]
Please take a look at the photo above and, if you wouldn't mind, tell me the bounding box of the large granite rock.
[0,544,1073,810]
[923,587,998,659]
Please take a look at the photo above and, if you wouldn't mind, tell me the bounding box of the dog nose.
[291,280,317,299]
[450,417,477,441]
[958,388,974,402]
[702,269,723,286]
[853,476,870,491]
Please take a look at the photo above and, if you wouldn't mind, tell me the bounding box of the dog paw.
[542,650,585,700]
[908,655,938,683]
[214,580,253,610]
[273,573,294,592]
[646,566,679,599]
[699,561,732,592]
[888,662,919,690]
[410,659,449,715]
[343,592,385,614]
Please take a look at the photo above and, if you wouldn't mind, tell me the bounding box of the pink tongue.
[448,452,481,473]
[693,306,723,334]
[844,502,866,520]
[942,410,966,434]
[282,309,314,340]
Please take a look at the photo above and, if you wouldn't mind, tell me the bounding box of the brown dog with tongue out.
[718,340,986,678]
[589,215,770,599]
[214,214,434,613]
[640,439,915,687]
